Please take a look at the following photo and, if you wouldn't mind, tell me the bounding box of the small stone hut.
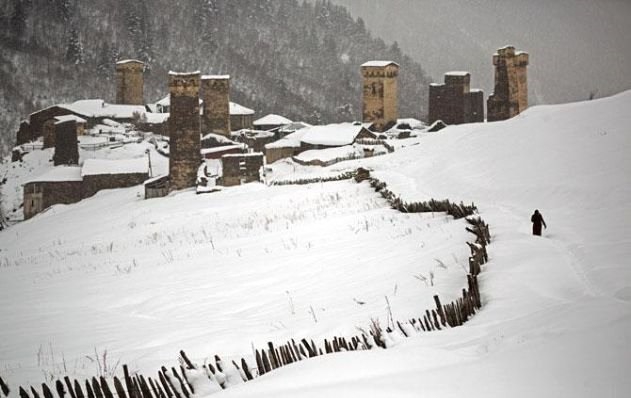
[23,166,83,220]
[230,102,255,131]
[81,158,149,198]
[221,153,264,186]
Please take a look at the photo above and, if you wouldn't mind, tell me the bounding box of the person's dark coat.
[531,210,547,236]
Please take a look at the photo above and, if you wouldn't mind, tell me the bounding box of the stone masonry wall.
[201,76,231,136]
[361,63,399,132]
[487,46,529,122]
[429,73,484,124]
[221,153,264,186]
[82,173,149,199]
[23,180,82,219]
[53,120,79,166]
[169,72,201,191]
[116,60,145,105]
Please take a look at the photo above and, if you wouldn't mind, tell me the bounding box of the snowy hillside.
[2,91,631,397]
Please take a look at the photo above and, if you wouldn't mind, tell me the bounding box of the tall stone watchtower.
[115,59,145,105]
[428,72,484,125]
[487,46,529,121]
[168,71,201,191]
[361,61,399,132]
[201,75,231,136]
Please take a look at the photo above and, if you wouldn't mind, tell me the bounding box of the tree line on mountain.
[0,0,432,156]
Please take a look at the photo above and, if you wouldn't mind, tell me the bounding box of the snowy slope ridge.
[1,91,631,397]
[219,92,631,396]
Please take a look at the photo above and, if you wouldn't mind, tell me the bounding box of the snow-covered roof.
[54,115,87,124]
[253,114,292,126]
[201,144,246,155]
[222,152,263,158]
[202,75,230,80]
[229,102,255,116]
[300,123,368,147]
[278,121,312,133]
[445,71,470,77]
[81,158,148,177]
[202,133,236,143]
[143,112,169,124]
[62,100,146,120]
[116,59,144,65]
[168,71,201,76]
[231,129,276,139]
[396,118,426,130]
[361,60,399,68]
[26,166,83,184]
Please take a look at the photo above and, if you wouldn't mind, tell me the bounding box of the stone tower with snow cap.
[487,46,529,121]
[168,71,201,191]
[115,59,145,105]
[201,75,231,137]
[361,61,399,132]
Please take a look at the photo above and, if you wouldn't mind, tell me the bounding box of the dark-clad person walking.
[531,209,547,236]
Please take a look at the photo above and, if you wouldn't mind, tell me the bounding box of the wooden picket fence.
[1,173,492,397]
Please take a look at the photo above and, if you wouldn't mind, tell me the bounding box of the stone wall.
[265,146,301,164]
[221,153,264,186]
[201,76,231,136]
[23,180,82,219]
[361,63,399,132]
[116,60,145,105]
[487,46,529,121]
[82,172,149,199]
[42,120,56,149]
[53,120,79,166]
[428,72,484,125]
[168,71,201,191]
[27,106,73,143]
[230,114,254,131]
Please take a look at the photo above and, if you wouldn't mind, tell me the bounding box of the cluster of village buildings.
[14,45,528,219]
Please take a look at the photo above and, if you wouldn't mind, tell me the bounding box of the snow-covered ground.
[2,91,631,396]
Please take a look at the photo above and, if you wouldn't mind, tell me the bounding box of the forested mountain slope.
[0,0,431,155]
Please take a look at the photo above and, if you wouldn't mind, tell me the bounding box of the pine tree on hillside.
[65,27,84,64]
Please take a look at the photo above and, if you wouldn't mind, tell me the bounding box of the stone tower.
[115,59,145,105]
[201,75,231,136]
[168,71,201,191]
[361,61,399,132]
[53,120,79,166]
[428,72,484,125]
[487,46,529,122]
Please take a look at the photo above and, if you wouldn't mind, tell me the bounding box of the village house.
[253,114,292,132]
[23,166,83,220]
[230,102,255,131]
[230,129,276,153]
[81,158,149,198]
[264,122,375,163]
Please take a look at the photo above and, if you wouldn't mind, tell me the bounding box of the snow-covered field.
[2,91,631,397]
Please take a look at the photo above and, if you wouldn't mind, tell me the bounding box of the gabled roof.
[300,123,369,147]
[253,114,292,126]
[361,60,399,68]
[229,102,255,116]
[26,166,83,184]
[62,100,146,119]
[54,115,87,124]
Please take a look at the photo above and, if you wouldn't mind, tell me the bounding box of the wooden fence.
[1,173,492,396]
